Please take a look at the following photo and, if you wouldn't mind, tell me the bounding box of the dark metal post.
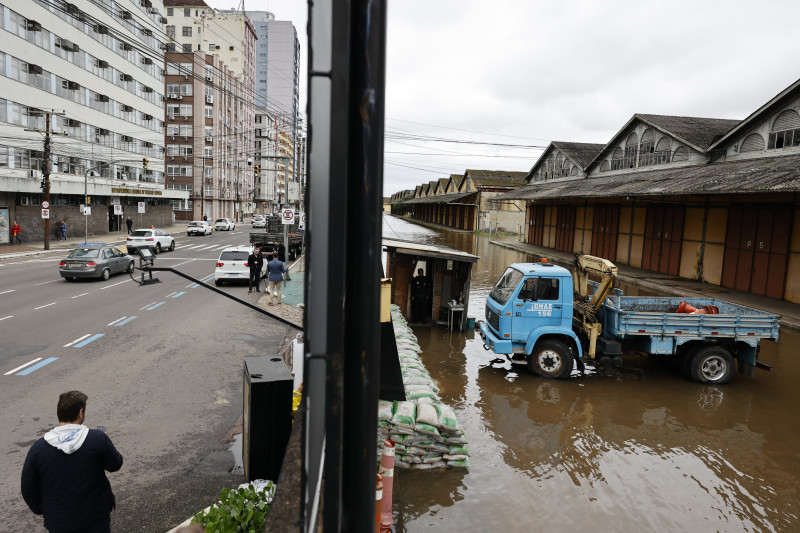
[43,113,51,251]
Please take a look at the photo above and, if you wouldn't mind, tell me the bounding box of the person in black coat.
[125,216,133,235]
[410,268,431,323]
[21,391,123,533]
[248,247,264,294]
[273,240,286,263]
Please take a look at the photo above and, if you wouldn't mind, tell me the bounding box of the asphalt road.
[0,226,295,531]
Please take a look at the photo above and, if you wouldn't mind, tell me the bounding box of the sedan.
[188,221,213,236]
[126,228,175,254]
[215,218,236,231]
[59,245,135,281]
[252,217,266,229]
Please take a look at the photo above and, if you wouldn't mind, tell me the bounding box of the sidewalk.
[0,223,189,260]
[492,239,800,333]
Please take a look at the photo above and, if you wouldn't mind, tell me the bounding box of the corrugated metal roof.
[404,191,478,205]
[552,141,606,169]
[636,114,740,150]
[383,239,479,263]
[494,154,800,201]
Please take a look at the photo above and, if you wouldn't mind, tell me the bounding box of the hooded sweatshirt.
[21,425,123,533]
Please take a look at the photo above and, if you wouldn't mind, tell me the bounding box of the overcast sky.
[208,0,800,196]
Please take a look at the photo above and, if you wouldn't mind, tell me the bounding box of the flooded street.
[383,215,800,532]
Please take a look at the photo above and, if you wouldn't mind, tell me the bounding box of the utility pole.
[43,112,52,251]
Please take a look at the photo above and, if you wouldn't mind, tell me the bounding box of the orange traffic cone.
[379,440,396,533]
[375,474,383,533]
[676,301,698,313]
[703,305,720,314]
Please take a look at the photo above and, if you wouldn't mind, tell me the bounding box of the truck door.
[511,276,563,342]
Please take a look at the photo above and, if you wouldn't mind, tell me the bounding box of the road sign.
[113,204,123,215]
[298,212,306,230]
[281,208,295,225]
[137,202,146,214]
[41,200,50,209]
[83,206,91,216]
[41,208,49,219]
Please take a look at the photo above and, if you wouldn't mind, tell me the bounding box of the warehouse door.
[527,204,545,246]
[641,205,684,276]
[554,206,576,252]
[721,206,791,299]
[591,205,619,260]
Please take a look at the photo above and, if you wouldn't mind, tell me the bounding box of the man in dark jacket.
[248,247,264,294]
[274,240,286,263]
[125,216,133,235]
[21,390,123,533]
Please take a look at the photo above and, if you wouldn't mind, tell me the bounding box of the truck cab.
[480,261,582,378]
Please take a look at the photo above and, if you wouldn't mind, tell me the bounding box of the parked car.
[252,215,266,229]
[59,245,134,281]
[215,218,236,231]
[188,221,213,236]
[126,228,175,254]
[214,246,264,286]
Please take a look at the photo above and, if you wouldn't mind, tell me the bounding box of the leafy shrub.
[192,482,275,533]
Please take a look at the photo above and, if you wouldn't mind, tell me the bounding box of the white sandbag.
[446,459,469,468]
[391,401,416,429]
[378,400,393,422]
[415,403,439,426]
[443,454,469,461]
[434,404,460,433]
[414,423,440,437]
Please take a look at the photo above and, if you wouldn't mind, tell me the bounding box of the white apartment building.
[0,0,187,241]
[253,108,280,214]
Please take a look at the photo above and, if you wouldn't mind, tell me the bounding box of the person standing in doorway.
[410,268,431,324]
[125,216,133,235]
[265,253,287,305]
[21,390,123,533]
[11,220,21,245]
[247,247,264,294]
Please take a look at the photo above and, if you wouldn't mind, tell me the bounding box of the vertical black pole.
[43,113,51,251]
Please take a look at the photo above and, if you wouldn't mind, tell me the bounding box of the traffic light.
[254,165,259,178]
[87,196,91,205]
[142,158,148,170]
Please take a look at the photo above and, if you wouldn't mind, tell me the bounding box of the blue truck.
[478,255,780,384]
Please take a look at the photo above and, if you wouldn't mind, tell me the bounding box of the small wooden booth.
[383,238,479,331]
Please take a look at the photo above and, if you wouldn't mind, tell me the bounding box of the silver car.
[59,246,135,281]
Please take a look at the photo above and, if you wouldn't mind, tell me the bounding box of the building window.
[166,26,175,38]
[182,26,192,36]
[184,8,190,16]
[167,8,173,16]
[166,43,176,52]
[209,44,216,51]
[182,44,192,53]
[205,106,212,118]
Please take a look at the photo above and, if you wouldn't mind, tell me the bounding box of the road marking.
[34,302,57,310]
[100,279,130,290]
[107,316,127,326]
[64,334,91,347]
[166,291,177,297]
[16,358,58,375]
[71,293,89,299]
[0,289,15,295]
[199,244,219,251]
[171,291,186,298]
[147,302,165,310]
[73,334,104,348]
[4,358,42,375]
[140,301,157,310]
[115,316,138,326]
[171,259,194,268]
[34,279,60,286]
[0,315,12,321]
[202,274,215,282]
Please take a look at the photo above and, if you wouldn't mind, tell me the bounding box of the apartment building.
[0,0,188,242]
[163,0,256,221]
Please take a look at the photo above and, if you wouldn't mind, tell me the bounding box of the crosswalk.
[177,243,232,251]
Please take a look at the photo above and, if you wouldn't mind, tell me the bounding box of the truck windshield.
[489,267,523,305]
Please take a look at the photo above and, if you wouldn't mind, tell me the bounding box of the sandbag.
[391,401,416,429]
[378,400,393,422]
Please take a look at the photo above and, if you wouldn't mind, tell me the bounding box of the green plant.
[192,482,275,533]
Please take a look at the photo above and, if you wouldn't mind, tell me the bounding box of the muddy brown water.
[383,215,800,532]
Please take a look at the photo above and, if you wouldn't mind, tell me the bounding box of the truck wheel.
[527,340,573,379]
[689,345,735,384]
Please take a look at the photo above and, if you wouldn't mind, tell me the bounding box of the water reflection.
[386,214,800,532]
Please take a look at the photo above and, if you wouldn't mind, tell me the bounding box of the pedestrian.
[59,220,67,241]
[125,216,133,235]
[247,247,264,294]
[410,268,431,323]
[203,214,208,222]
[265,253,287,305]
[274,240,286,263]
[11,220,21,245]
[21,390,123,533]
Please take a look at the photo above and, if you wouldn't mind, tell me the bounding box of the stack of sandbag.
[375,306,469,470]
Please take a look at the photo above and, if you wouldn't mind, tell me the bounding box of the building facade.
[496,78,800,304]
[0,0,189,243]
[163,0,256,221]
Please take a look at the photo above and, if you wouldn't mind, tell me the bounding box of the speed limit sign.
[41,200,50,209]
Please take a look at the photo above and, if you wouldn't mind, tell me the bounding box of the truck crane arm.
[572,254,619,313]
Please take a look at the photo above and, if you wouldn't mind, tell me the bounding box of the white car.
[215,218,236,231]
[187,221,213,236]
[126,228,175,254]
[214,246,264,286]
[252,215,266,229]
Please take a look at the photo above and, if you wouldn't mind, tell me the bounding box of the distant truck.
[249,215,303,261]
[478,255,780,384]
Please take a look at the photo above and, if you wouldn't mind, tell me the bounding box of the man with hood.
[21,390,123,533]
